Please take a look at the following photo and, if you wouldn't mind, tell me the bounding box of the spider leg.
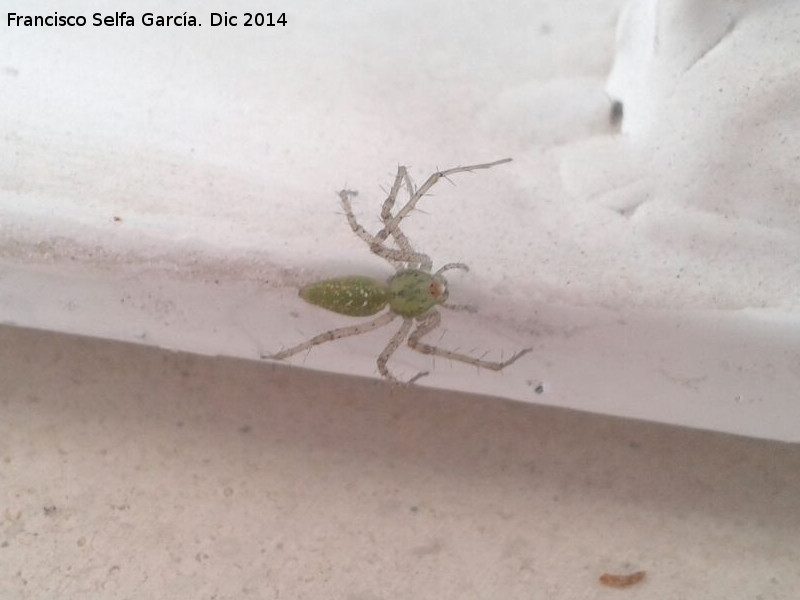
[376,166,433,272]
[387,227,432,272]
[407,309,531,372]
[339,190,399,265]
[435,262,469,276]
[339,190,432,270]
[377,317,429,384]
[442,302,478,313]
[436,263,474,311]
[379,166,406,226]
[378,158,512,240]
[263,311,397,361]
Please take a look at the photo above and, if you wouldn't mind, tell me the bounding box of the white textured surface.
[2,0,800,440]
[2,325,799,599]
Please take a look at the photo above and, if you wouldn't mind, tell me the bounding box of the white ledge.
[2,0,799,441]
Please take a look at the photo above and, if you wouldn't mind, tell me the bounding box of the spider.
[263,158,531,383]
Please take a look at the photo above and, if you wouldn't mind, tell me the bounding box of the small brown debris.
[599,570,646,588]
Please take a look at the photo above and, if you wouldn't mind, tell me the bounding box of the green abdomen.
[300,276,390,317]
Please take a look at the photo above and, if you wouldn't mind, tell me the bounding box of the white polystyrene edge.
[2,243,799,442]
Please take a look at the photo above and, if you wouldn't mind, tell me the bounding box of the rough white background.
[2,2,800,598]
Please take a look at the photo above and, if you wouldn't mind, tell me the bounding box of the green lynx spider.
[263,158,531,383]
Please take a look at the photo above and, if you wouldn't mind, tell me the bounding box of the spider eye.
[429,280,447,300]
